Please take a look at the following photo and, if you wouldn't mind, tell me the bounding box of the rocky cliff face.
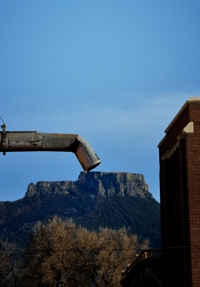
[25,171,151,199]
[23,172,151,219]
[0,172,160,248]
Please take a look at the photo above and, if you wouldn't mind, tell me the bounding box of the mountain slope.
[75,196,160,247]
[0,172,161,247]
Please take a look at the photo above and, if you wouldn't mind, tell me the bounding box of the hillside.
[0,172,161,247]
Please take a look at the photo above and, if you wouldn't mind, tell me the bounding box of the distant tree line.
[0,216,148,287]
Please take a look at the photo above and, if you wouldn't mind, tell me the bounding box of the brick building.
[158,97,200,287]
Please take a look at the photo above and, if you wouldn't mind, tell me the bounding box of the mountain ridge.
[0,172,161,247]
[25,171,151,198]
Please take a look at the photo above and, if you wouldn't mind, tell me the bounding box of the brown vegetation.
[0,217,148,286]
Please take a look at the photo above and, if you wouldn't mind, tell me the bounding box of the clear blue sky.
[1,1,200,202]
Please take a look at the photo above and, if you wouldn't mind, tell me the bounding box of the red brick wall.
[159,100,200,287]
[186,103,200,287]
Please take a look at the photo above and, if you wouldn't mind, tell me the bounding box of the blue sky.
[1,1,200,202]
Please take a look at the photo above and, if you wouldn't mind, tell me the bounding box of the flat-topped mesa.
[78,172,150,198]
[25,172,151,199]
[0,128,100,172]
[78,171,146,184]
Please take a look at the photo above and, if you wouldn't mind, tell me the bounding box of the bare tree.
[22,217,148,287]
[0,240,23,287]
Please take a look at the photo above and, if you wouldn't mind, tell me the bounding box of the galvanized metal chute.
[0,119,100,172]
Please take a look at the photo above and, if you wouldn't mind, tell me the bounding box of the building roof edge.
[157,97,200,148]
[164,97,200,133]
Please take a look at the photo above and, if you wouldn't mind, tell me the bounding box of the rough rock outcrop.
[0,172,160,248]
[25,171,151,199]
